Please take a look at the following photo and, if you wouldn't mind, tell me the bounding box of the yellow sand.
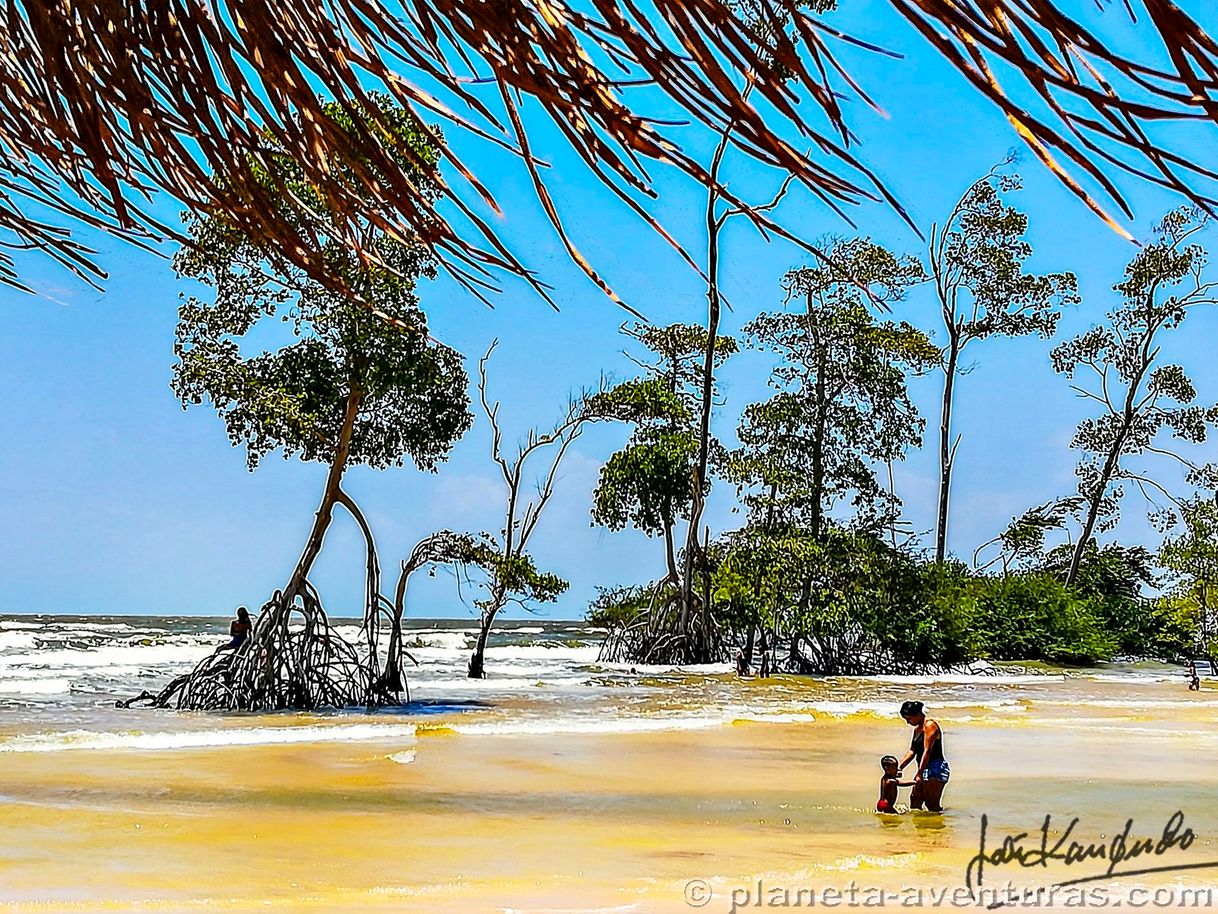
[3,695,1218,914]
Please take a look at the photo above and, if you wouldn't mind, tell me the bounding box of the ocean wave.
[0,722,419,753]
[0,677,72,695]
[0,631,39,650]
[405,630,472,651]
[0,641,212,671]
[0,620,42,630]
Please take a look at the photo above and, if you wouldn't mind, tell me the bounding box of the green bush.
[586,584,653,630]
[971,572,1115,664]
[913,561,983,665]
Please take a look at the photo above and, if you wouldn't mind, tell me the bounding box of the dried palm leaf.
[1,1,1216,302]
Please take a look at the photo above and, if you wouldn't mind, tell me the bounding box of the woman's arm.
[897,750,915,771]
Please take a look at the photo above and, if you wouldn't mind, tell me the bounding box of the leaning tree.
[927,165,1079,564]
[591,323,737,664]
[1053,209,1218,587]
[133,99,472,711]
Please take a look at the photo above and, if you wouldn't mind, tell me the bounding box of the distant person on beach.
[735,650,749,677]
[897,700,949,812]
[1189,660,1201,691]
[216,606,252,653]
[876,755,913,813]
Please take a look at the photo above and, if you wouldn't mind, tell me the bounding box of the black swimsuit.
[911,723,950,781]
[910,726,945,764]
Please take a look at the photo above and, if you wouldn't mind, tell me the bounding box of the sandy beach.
[3,617,1218,912]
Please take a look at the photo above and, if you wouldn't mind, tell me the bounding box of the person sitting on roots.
[216,606,252,653]
[897,700,950,813]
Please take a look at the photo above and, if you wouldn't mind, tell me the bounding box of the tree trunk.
[1067,311,1162,586]
[808,292,827,540]
[283,386,364,599]
[1066,432,1126,586]
[663,516,679,584]
[468,623,490,679]
[679,122,731,660]
[468,590,505,679]
[934,336,959,565]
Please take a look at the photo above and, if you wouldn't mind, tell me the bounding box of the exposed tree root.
[598,582,726,666]
[120,582,398,711]
[119,528,481,711]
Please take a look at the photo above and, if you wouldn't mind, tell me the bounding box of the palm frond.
[1,1,1217,300]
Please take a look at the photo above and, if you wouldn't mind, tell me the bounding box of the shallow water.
[2,615,1217,912]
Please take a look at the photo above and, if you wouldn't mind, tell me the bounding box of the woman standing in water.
[897,700,949,812]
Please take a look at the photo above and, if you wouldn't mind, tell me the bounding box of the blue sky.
[3,1,1217,620]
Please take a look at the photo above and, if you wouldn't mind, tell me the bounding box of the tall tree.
[1052,209,1218,586]
[1159,495,1218,645]
[928,167,1078,563]
[736,238,935,538]
[720,238,932,671]
[591,323,736,587]
[465,343,591,679]
[146,99,471,711]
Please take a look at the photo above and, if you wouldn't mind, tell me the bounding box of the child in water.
[877,755,914,813]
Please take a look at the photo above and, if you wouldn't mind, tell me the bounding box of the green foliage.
[172,96,471,471]
[730,238,935,534]
[976,496,1085,573]
[590,323,734,552]
[1159,495,1218,645]
[970,573,1116,665]
[586,585,655,630]
[710,527,975,673]
[592,431,700,536]
[1051,209,1218,549]
[934,172,1078,347]
[700,526,1195,669]
[467,542,568,611]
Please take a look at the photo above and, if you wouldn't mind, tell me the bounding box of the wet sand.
[4,690,1218,913]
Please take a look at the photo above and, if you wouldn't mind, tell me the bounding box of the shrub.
[586,585,653,630]
[971,572,1115,664]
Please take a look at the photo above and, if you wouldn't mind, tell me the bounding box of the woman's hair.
[900,700,924,719]
[237,606,250,619]
[881,755,899,768]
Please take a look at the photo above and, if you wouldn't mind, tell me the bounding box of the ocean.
[3,615,1218,912]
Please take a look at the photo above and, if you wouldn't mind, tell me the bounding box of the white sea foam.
[0,641,210,671]
[0,620,41,630]
[1030,697,1218,709]
[0,631,39,650]
[0,723,419,753]
[869,673,1064,685]
[387,749,417,764]
[406,630,472,651]
[452,715,726,736]
[0,677,72,695]
[481,645,600,661]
